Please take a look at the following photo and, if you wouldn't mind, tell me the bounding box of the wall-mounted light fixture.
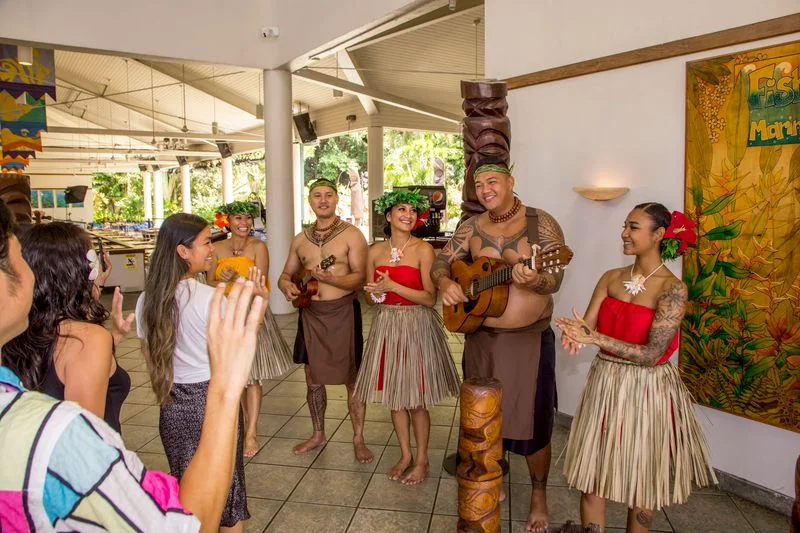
[17,46,33,66]
[572,186,630,201]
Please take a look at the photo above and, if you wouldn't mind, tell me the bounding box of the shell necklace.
[623,262,665,296]
[389,235,412,264]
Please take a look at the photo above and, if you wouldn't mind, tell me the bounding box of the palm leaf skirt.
[354,305,460,410]
[563,354,717,510]
[249,308,295,383]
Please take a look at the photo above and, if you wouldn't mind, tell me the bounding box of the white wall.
[0,0,414,69]
[485,0,800,498]
[29,175,93,224]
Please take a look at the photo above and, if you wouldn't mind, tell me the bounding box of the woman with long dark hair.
[136,213,267,532]
[556,202,716,532]
[1,222,130,431]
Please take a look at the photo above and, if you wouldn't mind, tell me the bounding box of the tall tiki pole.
[0,174,32,224]
[457,377,503,533]
[460,80,511,223]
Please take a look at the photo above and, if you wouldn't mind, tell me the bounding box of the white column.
[367,125,384,241]
[180,164,192,213]
[153,169,164,228]
[264,68,294,314]
[292,143,304,236]
[222,156,234,203]
[142,170,153,222]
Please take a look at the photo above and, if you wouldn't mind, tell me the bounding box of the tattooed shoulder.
[535,208,565,247]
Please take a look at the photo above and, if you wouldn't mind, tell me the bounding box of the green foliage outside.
[93,130,466,231]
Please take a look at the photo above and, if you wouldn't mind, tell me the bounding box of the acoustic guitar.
[443,244,573,333]
[291,255,336,309]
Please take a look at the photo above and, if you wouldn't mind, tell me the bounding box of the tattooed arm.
[526,209,566,295]
[431,218,476,305]
[430,217,475,287]
[556,281,687,366]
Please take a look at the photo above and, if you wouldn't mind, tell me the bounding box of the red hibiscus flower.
[664,211,697,253]
[413,208,431,230]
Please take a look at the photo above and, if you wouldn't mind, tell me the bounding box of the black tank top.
[41,357,132,432]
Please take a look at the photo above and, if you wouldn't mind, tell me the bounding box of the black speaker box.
[293,112,317,143]
[64,185,88,204]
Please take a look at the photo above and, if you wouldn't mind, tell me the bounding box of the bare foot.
[401,462,429,485]
[353,438,374,464]
[244,434,260,458]
[293,433,326,455]
[387,454,412,480]
[525,487,549,532]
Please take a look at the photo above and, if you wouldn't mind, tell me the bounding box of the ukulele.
[443,244,573,333]
[291,255,336,308]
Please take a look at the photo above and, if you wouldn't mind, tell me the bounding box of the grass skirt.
[354,305,460,410]
[249,308,295,384]
[563,354,717,510]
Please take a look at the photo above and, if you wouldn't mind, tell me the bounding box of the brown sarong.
[464,318,551,441]
[293,293,363,385]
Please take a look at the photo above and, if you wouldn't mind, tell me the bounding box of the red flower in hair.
[413,208,431,230]
[214,212,229,229]
[663,211,697,254]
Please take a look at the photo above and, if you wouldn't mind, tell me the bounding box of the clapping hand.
[554,308,594,356]
[218,265,238,283]
[111,287,135,346]
[247,266,270,303]
[364,270,394,295]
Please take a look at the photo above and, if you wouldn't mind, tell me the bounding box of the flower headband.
[214,201,259,229]
[661,211,697,261]
[374,189,429,215]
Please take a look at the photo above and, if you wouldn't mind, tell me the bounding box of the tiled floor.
[115,303,790,533]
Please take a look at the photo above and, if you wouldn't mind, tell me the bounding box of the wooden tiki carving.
[457,377,503,533]
[460,80,511,223]
[0,174,32,224]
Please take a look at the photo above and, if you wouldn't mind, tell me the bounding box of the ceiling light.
[448,0,457,11]
[17,46,33,66]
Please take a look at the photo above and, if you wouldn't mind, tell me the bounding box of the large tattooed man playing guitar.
[431,160,568,532]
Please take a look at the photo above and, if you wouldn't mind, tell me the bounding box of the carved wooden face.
[0,175,32,224]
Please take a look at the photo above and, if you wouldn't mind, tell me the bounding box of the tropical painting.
[681,40,800,433]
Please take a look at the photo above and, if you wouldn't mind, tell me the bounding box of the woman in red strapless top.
[354,191,460,486]
[555,203,716,532]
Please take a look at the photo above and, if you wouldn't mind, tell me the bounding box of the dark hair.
[141,213,208,404]
[382,204,423,238]
[634,202,671,253]
[2,222,108,389]
[0,199,18,284]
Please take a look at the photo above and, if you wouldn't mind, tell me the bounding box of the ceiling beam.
[348,0,484,51]
[292,0,447,69]
[138,60,257,117]
[335,51,378,116]
[47,126,264,142]
[55,73,183,133]
[40,146,218,157]
[293,69,460,123]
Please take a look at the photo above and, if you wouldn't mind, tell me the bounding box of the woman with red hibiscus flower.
[554,203,715,532]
